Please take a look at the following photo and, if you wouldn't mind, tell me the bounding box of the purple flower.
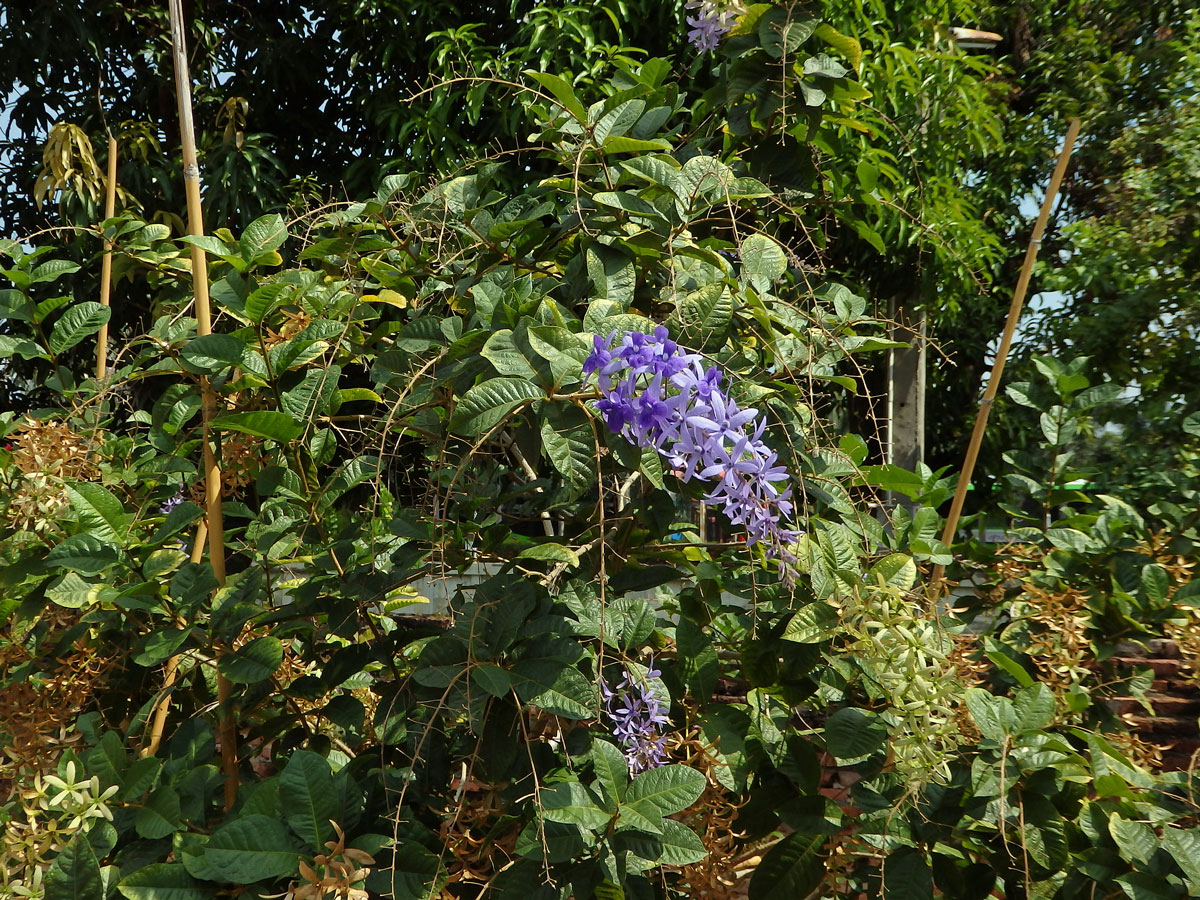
[601,661,670,773]
[158,492,185,516]
[685,1,734,53]
[584,327,801,583]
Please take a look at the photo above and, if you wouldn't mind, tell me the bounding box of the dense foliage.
[2,3,1199,900]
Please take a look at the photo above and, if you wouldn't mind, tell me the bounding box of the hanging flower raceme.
[584,326,800,582]
[684,1,738,53]
[600,661,670,773]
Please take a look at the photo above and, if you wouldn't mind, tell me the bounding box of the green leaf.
[517,542,580,566]
[118,864,214,900]
[47,572,119,609]
[526,325,588,380]
[133,628,191,667]
[44,833,103,900]
[1162,827,1200,890]
[824,707,889,761]
[179,234,238,261]
[674,282,732,347]
[66,483,127,542]
[525,70,587,122]
[482,330,538,379]
[803,52,849,79]
[883,847,933,900]
[741,233,787,284]
[540,781,612,830]
[866,553,917,590]
[1141,563,1169,603]
[151,501,204,546]
[47,533,120,575]
[201,814,300,883]
[242,214,288,256]
[48,302,110,355]
[540,412,593,489]
[31,258,82,284]
[591,191,665,221]
[815,23,862,71]
[591,740,629,806]
[219,636,283,684]
[622,818,708,865]
[180,334,247,373]
[964,688,1015,742]
[210,410,301,442]
[677,618,718,703]
[759,11,816,59]
[984,646,1034,688]
[594,99,645,143]
[449,377,544,436]
[471,664,512,698]
[135,786,184,839]
[511,659,593,720]
[279,750,337,850]
[624,765,705,819]
[1013,683,1056,733]
[245,282,292,324]
[602,135,673,153]
[748,832,825,900]
[1114,872,1177,900]
[781,602,839,643]
[1109,814,1158,865]
[649,819,708,865]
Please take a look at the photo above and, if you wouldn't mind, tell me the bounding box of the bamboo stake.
[96,135,118,379]
[142,518,208,757]
[930,117,1081,593]
[168,0,237,809]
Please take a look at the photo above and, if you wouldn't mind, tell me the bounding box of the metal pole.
[931,117,1081,591]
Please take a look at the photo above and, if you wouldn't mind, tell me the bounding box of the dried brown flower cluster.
[2,418,103,540]
[671,731,752,900]
[1,615,117,898]
[435,773,519,894]
[187,430,265,502]
[270,822,374,900]
[8,418,102,482]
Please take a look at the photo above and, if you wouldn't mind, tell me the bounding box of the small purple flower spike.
[601,661,671,773]
[584,326,801,583]
[685,1,734,53]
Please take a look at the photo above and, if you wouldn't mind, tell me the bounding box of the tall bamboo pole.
[167,0,237,809]
[95,135,118,379]
[930,118,1081,592]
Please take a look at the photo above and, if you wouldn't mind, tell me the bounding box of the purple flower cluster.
[584,326,800,580]
[158,492,184,516]
[685,1,735,53]
[600,661,670,773]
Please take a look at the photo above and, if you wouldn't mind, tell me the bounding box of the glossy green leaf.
[201,814,300,882]
[210,410,302,442]
[44,833,103,900]
[623,765,705,819]
[883,847,933,900]
[824,707,888,761]
[748,832,825,900]
[219,636,283,684]
[66,483,127,542]
[118,864,214,900]
[279,750,337,850]
[449,377,544,436]
[540,781,612,830]
[48,302,110,355]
